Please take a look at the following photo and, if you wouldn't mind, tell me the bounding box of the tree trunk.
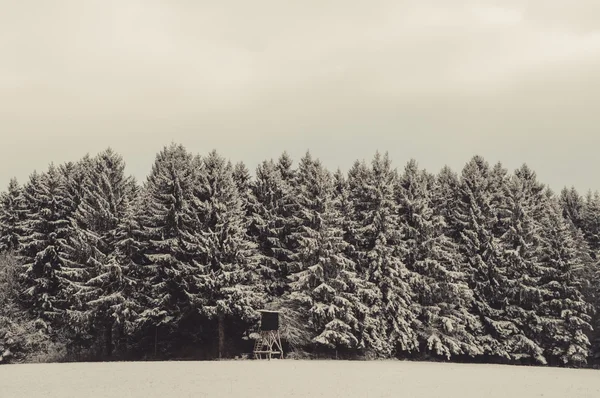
[154,325,158,359]
[105,323,113,359]
[218,314,225,359]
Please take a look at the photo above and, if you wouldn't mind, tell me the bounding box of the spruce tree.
[286,153,376,354]
[193,150,264,358]
[332,168,354,255]
[135,144,200,345]
[62,148,138,357]
[538,192,593,366]
[559,187,585,230]
[432,166,461,240]
[497,165,552,364]
[17,165,72,334]
[581,191,600,261]
[59,155,94,217]
[249,158,298,297]
[452,156,510,360]
[397,159,482,360]
[0,178,24,253]
[232,161,254,212]
[347,152,418,357]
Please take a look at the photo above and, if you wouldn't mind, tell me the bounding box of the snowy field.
[1,360,600,398]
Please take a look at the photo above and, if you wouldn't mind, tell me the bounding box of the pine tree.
[276,151,296,183]
[17,165,72,334]
[0,178,24,253]
[135,144,200,342]
[497,165,552,364]
[59,155,94,217]
[332,168,354,254]
[103,191,147,356]
[62,148,138,357]
[249,158,298,297]
[432,166,461,240]
[559,187,585,231]
[232,161,254,213]
[193,150,264,358]
[347,152,418,357]
[397,159,482,360]
[452,156,510,360]
[538,192,593,366]
[581,191,600,261]
[286,153,376,354]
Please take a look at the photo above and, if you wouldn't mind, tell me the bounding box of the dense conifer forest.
[1,144,599,368]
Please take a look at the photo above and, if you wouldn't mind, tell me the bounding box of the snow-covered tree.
[286,153,376,354]
[581,191,600,260]
[0,252,64,364]
[59,155,94,217]
[560,187,585,231]
[397,159,482,360]
[452,156,511,359]
[0,178,24,253]
[135,144,200,336]
[537,192,593,366]
[17,165,72,334]
[496,165,553,364]
[232,161,254,213]
[192,150,264,358]
[432,166,461,240]
[346,152,418,357]
[332,169,355,256]
[249,158,299,297]
[276,151,296,183]
[101,192,147,356]
[61,148,138,357]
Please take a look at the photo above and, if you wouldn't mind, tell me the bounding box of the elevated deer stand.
[253,310,284,360]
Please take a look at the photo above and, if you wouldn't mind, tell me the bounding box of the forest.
[0,143,599,368]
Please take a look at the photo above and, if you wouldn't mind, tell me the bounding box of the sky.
[2,0,600,193]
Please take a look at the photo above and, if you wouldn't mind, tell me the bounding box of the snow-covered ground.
[1,360,599,398]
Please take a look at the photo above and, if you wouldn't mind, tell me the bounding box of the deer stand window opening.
[253,310,284,360]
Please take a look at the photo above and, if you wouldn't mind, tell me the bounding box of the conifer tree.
[102,192,147,356]
[286,153,376,354]
[332,169,354,254]
[193,150,264,358]
[135,144,200,341]
[559,187,585,229]
[346,152,418,357]
[581,191,600,260]
[397,160,482,360]
[452,156,510,359]
[0,178,24,253]
[538,193,593,366]
[432,166,461,240]
[59,155,94,217]
[276,151,296,183]
[62,149,138,357]
[17,165,72,334]
[249,158,298,297]
[497,165,552,364]
[232,161,254,212]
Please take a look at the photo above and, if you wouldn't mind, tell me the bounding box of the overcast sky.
[2,0,600,193]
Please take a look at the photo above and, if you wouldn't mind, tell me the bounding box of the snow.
[1,360,599,398]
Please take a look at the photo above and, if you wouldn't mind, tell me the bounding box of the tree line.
[0,144,599,368]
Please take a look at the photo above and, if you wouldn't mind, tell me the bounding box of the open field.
[1,360,599,398]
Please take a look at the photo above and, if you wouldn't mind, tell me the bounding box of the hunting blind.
[253,310,284,360]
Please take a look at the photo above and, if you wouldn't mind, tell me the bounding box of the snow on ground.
[1,360,599,398]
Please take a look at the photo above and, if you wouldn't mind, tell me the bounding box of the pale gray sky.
[2,0,600,193]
